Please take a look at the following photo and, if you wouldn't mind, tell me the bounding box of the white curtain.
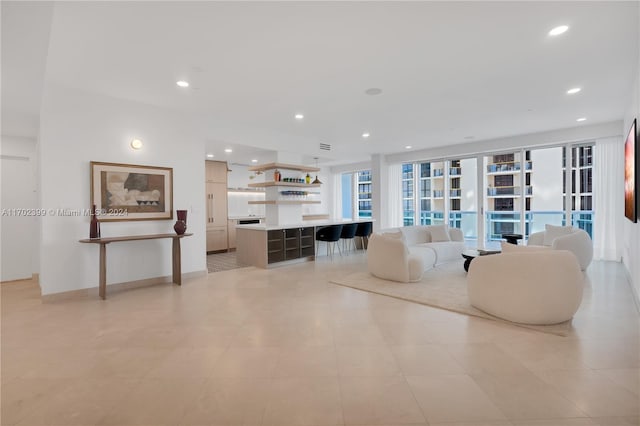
[387,163,403,228]
[331,172,343,220]
[593,137,623,261]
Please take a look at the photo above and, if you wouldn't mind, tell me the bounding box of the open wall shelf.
[248,181,321,188]
[248,162,320,173]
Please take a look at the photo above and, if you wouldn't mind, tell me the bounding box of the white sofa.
[367,233,425,283]
[528,225,593,271]
[367,225,465,282]
[467,250,584,325]
[380,225,465,268]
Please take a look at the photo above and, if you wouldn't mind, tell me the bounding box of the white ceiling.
[3,1,639,164]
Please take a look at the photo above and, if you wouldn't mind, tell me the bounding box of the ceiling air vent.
[319,143,331,151]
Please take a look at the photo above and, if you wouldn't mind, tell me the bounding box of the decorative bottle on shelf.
[305,173,311,184]
[274,169,281,182]
[89,204,100,239]
[174,209,188,235]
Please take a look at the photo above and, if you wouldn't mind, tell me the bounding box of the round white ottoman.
[467,250,584,325]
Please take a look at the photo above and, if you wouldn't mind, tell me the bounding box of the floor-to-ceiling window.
[357,170,372,218]
[340,169,373,219]
[485,152,523,246]
[395,141,595,247]
[340,173,353,219]
[401,161,446,226]
[449,158,478,244]
[428,161,445,225]
[566,144,594,237]
[402,163,415,225]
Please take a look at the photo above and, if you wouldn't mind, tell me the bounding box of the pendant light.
[312,157,322,184]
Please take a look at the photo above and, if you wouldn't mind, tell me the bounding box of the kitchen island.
[236,218,373,268]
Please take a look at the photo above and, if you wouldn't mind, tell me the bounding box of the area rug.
[329,261,573,336]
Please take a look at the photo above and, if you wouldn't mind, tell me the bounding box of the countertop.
[236,218,373,231]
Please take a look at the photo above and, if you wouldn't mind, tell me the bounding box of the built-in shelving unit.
[249,161,322,225]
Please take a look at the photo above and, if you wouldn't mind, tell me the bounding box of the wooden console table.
[79,233,193,299]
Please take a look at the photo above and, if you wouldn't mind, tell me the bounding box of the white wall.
[38,84,207,295]
[371,154,389,230]
[227,163,263,189]
[227,164,265,217]
[0,136,39,281]
[227,191,266,218]
[622,21,640,301]
[302,166,331,216]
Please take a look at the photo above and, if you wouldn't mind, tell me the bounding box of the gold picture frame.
[90,161,173,222]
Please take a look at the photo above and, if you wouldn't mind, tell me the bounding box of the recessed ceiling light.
[251,159,258,163]
[365,88,383,96]
[567,87,581,94]
[224,148,233,153]
[549,25,569,36]
[576,117,587,122]
[362,133,370,138]
[405,145,412,149]
[294,113,304,120]
[206,153,214,158]
[130,139,143,150]
[176,80,189,88]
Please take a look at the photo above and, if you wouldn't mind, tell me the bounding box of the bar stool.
[355,222,373,250]
[340,223,358,253]
[316,225,343,259]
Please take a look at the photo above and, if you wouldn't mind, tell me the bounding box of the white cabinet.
[207,227,228,252]
[206,182,227,229]
[206,160,227,183]
[205,161,228,252]
[227,219,236,249]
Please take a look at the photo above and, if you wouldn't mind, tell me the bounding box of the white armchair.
[367,233,425,283]
[528,226,593,270]
[467,250,584,325]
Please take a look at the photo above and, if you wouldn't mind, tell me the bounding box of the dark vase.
[89,204,101,239]
[174,220,186,235]
[174,209,188,235]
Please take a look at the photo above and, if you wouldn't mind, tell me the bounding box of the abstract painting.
[624,119,637,223]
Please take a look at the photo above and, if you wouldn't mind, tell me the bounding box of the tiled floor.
[1,253,638,425]
[206,250,248,273]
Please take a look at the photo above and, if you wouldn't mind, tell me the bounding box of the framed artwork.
[624,119,637,222]
[90,161,173,221]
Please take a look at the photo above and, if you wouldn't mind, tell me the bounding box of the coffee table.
[461,249,501,272]
[502,233,523,245]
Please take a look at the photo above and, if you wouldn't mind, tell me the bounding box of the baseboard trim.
[623,263,640,313]
[1,273,40,286]
[0,277,34,284]
[41,270,207,302]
